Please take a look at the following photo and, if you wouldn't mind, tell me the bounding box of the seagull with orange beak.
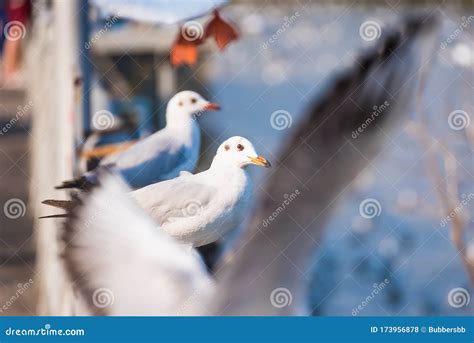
[128,136,271,247]
[55,91,220,190]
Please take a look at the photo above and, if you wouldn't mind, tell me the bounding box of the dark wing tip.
[59,169,122,316]
[39,214,70,219]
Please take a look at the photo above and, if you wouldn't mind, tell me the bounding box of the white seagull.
[56,90,220,190]
[130,136,270,247]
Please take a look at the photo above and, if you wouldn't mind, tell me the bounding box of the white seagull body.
[130,136,271,247]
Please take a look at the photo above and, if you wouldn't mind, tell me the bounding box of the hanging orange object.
[205,10,240,50]
[170,10,240,66]
[170,29,202,66]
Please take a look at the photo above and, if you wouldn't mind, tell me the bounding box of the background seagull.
[59,15,438,316]
[46,136,271,247]
[55,90,220,190]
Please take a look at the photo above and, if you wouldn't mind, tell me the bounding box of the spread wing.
[210,15,439,315]
[61,171,214,315]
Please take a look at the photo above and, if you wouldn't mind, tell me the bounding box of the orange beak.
[248,156,271,168]
[205,102,221,111]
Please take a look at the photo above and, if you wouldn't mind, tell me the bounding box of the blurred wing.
[210,15,438,315]
[62,171,213,316]
[130,177,217,224]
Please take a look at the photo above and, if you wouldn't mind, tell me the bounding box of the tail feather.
[42,199,75,211]
[55,176,94,191]
[39,213,71,219]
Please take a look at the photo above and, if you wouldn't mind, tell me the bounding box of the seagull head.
[214,136,271,169]
[166,91,220,124]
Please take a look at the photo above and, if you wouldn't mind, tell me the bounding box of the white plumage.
[129,136,271,247]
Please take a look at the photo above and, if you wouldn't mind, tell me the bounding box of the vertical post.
[79,0,92,138]
[34,0,78,315]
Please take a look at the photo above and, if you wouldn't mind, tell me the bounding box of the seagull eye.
[191,98,197,104]
[178,101,183,106]
[237,144,244,151]
[224,145,230,151]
